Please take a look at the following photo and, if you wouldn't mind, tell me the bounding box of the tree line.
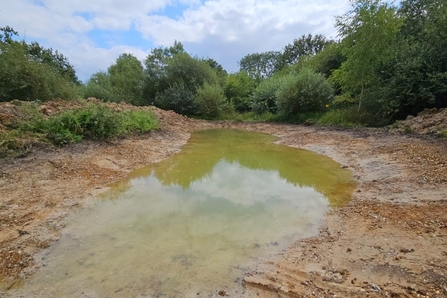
[1,0,445,125]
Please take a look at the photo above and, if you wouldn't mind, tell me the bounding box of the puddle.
[10,129,355,297]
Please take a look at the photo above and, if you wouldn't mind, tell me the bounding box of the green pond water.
[10,129,355,297]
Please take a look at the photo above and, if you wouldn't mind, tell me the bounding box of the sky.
[0,0,351,82]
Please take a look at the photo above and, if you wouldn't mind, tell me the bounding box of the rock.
[371,284,381,292]
[218,289,227,296]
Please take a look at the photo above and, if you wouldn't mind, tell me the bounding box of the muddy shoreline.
[1,109,447,297]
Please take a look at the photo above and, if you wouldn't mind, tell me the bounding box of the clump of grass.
[218,111,277,122]
[316,108,367,127]
[437,130,447,138]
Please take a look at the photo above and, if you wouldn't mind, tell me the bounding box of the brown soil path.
[1,107,447,297]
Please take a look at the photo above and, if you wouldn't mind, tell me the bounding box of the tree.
[26,42,80,85]
[373,0,447,118]
[143,41,186,102]
[0,27,77,102]
[282,34,334,65]
[143,41,222,114]
[239,51,284,80]
[332,0,402,112]
[80,71,116,102]
[108,53,144,105]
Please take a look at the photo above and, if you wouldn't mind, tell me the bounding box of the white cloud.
[0,0,351,80]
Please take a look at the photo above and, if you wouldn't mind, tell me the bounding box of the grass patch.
[316,108,368,127]
[437,130,447,138]
[217,111,278,122]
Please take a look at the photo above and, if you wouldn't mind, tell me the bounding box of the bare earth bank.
[1,108,446,297]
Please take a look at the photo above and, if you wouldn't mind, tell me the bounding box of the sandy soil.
[1,105,446,297]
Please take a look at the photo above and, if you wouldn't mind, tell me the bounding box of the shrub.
[121,110,158,133]
[251,75,286,114]
[276,68,334,118]
[224,71,256,112]
[194,83,227,119]
[25,103,158,145]
[154,82,197,116]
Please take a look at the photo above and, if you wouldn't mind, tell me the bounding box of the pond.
[11,129,355,297]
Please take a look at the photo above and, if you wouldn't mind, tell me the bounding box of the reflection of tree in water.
[149,129,355,207]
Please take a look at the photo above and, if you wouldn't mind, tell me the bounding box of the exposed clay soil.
[1,101,447,297]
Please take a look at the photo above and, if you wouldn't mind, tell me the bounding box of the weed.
[437,130,447,138]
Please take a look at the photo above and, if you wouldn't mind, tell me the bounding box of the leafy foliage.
[80,72,116,102]
[332,0,402,113]
[154,82,197,115]
[282,34,334,65]
[194,83,228,119]
[0,27,78,102]
[251,75,287,114]
[224,71,257,112]
[276,69,334,118]
[239,51,284,81]
[108,53,145,105]
[82,54,145,105]
[21,102,157,146]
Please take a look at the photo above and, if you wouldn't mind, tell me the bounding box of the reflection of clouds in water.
[190,160,327,208]
[15,159,330,298]
[123,160,329,225]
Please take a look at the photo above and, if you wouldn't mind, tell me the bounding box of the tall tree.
[239,51,284,81]
[143,41,186,102]
[108,53,144,105]
[0,26,78,101]
[332,0,402,112]
[282,34,334,65]
[374,0,447,118]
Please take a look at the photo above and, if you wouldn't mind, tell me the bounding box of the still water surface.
[12,129,355,297]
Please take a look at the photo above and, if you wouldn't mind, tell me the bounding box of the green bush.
[79,72,118,102]
[154,82,197,115]
[276,68,334,118]
[224,71,256,112]
[251,75,286,114]
[194,83,227,119]
[24,103,158,145]
[121,110,158,132]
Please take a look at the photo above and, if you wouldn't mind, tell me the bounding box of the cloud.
[0,0,350,80]
[137,0,350,71]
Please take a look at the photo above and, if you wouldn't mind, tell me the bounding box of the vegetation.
[1,0,446,131]
[0,100,157,157]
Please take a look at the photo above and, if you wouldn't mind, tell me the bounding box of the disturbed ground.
[0,101,447,297]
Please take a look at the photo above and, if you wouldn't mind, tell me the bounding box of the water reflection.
[10,129,355,298]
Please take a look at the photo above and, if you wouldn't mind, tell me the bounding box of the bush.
[24,103,158,145]
[251,75,286,114]
[224,71,256,112]
[121,110,158,132]
[154,82,197,115]
[79,72,118,103]
[194,83,227,119]
[276,68,334,118]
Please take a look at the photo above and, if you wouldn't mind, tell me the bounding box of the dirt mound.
[0,98,194,132]
[392,108,447,136]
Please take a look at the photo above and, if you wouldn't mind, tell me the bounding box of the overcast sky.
[0,0,350,81]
